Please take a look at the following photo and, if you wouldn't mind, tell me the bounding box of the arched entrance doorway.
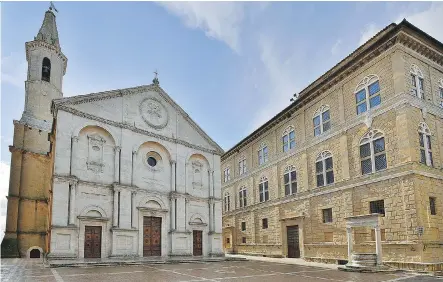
[30,249,41,258]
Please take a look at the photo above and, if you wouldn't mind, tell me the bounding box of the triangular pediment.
[52,84,223,155]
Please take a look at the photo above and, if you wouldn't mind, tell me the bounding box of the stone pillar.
[346,227,353,263]
[70,136,79,175]
[113,189,119,227]
[171,160,176,191]
[170,197,176,231]
[209,170,214,198]
[68,181,77,225]
[208,198,213,232]
[114,146,121,183]
[339,135,350,181]
[375,226,383,265]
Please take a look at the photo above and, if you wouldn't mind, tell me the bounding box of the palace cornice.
[52,84,224,155]
[223,162,443,217]
[55,104,221,155]
[222,21,443,161]
[25,40,68,74]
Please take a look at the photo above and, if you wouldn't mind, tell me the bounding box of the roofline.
[222,19,443,160]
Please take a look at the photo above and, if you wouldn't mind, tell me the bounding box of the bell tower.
[1,4,67,258]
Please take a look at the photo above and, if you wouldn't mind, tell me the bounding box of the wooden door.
[193,230,203,256]
[84,226,102,258]
[143,217,162,256]
[287,225,300,258]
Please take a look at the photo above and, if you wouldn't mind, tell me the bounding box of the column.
[113,189,119,227]
[170,197,176,231]
[114,146,121,183]
[131,191,137,228]
[68,181,77,225]
[171,160,176,192]
[375,226,383,265]
[208,199,213,232]
[70,136,79,175]
[210,170,215,198]
[131,151,136,186]
[346,227,353,263]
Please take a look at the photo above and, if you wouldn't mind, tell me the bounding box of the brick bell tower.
[1,4,67,258]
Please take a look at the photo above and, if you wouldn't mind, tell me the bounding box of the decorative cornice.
[52,84,224,154]
[9,145,50,157]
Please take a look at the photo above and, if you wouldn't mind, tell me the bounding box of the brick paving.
[1,259,442,282]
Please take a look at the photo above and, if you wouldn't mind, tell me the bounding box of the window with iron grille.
[258,145,268,165]
[322,208,333,223]
[411,65,425,99]
[223,193,230,212]
[313,106,331,136]
[224,167,230,182]
[239,186,247,208]
[226,238,230,244]
[259,177,269,202]
[419,122,433,167]
[370,200,385,216]
[355,75,381,115]
[360,130,387,175]
[241,222,246,231]
[316,151,334,187]
[282,127,296,152]
[239,158,247,175]
[284,166,297,196]
[262,218,268,229]
[430,197,436,215]
[242,237,246,244]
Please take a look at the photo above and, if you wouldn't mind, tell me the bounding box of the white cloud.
[359,23,378,46]
[331,39,342,55]
[1,52,27,89]
[158,2,245,53]
[396,2,443,43]
[0,161,10,241]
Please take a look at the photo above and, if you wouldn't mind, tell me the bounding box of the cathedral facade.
[1,7,224,259]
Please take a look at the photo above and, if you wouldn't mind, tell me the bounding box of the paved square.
[1,259,442,282]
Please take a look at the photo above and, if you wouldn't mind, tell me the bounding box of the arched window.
[316,151,334,187]
[355,75,381,115]
[284,165,297,196]
[259,176,269,202]
[239,186,247,208]
[313,105,331,136]
[410,64,424,99]
[360,130,387,175]
[42,57,51,82]
[258,143,268,165]
[224,192,230,212]
[419,122,433,166]
[282,126,296,152]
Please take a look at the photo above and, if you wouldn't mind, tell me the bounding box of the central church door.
[143,216,162,256]
[84,226,102,258]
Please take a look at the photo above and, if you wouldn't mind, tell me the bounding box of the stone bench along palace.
[221,20,443,271]
[1,5,224,259]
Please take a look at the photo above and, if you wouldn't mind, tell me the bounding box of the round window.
[147,156,157,167]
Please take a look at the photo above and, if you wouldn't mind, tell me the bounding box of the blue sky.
[1,2,442,235]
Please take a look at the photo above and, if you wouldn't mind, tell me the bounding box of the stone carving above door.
[139,98,169,129]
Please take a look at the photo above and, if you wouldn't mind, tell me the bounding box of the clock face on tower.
[139,97,169,129]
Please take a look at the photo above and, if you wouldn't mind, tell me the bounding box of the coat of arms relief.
[139,98,169,129]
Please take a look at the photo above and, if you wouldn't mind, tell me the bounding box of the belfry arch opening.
[42,57,51,82]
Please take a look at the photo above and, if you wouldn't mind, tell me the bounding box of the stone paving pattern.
[1,259,442,282]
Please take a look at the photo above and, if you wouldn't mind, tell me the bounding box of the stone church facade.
[1,7,224,259]
[221,20,443,271]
